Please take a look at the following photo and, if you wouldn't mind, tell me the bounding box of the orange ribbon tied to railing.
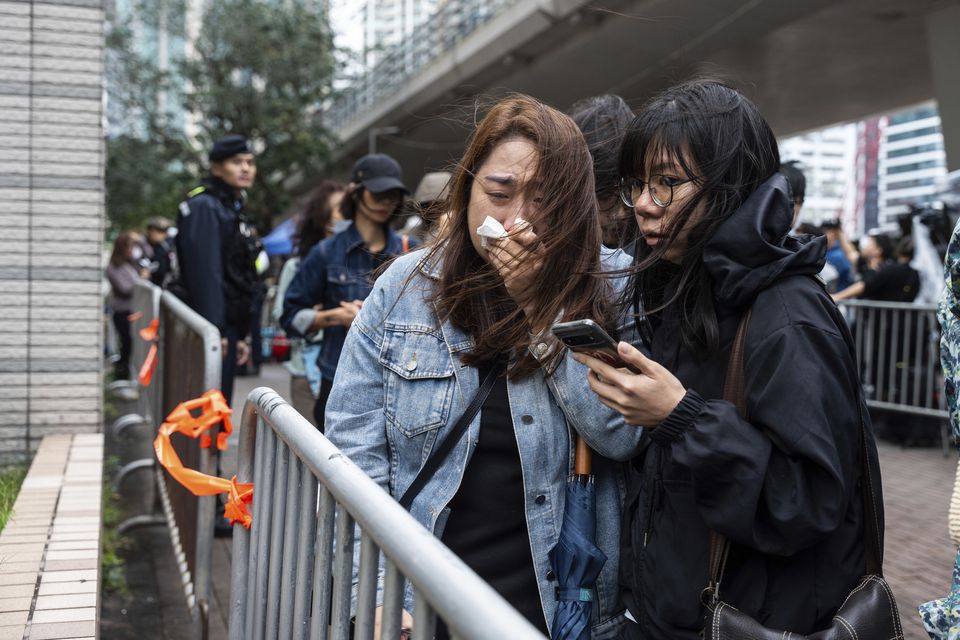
[137,319,160,386]
[153,390,254,528]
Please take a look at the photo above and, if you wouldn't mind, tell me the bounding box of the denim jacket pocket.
[379,325,455,437]
[327,264,364,302]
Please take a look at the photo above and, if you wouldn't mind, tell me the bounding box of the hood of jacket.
[703,173,826,309]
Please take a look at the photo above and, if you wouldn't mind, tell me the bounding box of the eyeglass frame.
[618,174,694,209]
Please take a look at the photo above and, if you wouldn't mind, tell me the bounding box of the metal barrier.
[110,284,222,639]
[837,299,946,417]
[229,387,547,640]
[155,289,222,638]
[111,280,162,436]
[837,299,950,450]
[325,0,519,132]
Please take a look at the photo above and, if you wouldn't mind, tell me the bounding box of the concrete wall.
[0,0,105,462]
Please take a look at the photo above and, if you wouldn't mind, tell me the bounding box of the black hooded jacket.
[620,174,884,638]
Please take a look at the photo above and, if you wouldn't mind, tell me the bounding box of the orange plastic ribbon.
[139,318,159,341]
[153,390,254,528]
[138,344,158,386]
[137,319,160,386]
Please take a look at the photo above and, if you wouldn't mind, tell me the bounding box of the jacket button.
[405,358,417,372]
[521,415,533,425]
[546,570,556,581]
[535,342,548,357]
[535,494,546,505]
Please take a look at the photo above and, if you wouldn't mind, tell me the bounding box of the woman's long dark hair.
[619,80,780,356]
[430,94,614,379]
[109,231,138,267]
[294,180,344,258]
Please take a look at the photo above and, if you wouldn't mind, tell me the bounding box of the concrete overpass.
[325,0,960,184]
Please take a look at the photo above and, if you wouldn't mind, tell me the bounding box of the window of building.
[888,142,943,158]
[886,159,944,174]
[888,105,938,125]
[888,125,941,142]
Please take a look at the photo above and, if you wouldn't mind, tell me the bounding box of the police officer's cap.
[351,153,409,195]
[209,134,253,162]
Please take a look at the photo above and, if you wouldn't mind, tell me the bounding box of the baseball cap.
[351,154,409,195]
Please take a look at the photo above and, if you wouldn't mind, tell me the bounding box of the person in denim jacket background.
[281,153,417,429]
[326,95,644,639]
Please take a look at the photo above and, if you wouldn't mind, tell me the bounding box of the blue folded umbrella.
[920,548,960,639]
[548,477,607,640]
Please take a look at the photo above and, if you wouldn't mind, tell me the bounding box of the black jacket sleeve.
[177,196,226,330]
[650,321,862,556]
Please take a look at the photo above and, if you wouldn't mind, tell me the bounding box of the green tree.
[106,0,338,232]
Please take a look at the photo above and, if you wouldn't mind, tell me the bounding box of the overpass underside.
[329,0,960,182]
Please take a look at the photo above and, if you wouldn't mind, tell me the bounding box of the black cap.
[351,153,409,194]
[209,134,253,162]
[821,218,841,230]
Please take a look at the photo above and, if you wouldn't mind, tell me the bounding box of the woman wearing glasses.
[573,80,884,638]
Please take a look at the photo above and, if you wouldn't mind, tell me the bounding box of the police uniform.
[174,171,260,404]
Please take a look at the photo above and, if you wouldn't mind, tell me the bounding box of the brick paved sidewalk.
[880,440,958,640]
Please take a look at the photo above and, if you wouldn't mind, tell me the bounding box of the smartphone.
[551,319,639,372]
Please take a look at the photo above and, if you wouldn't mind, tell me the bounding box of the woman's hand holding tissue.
[482,216,545,326]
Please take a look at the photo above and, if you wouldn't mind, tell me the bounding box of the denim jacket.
[280,222,418,380]
[325,247,645,639]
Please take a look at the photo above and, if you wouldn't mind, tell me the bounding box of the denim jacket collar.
[342,220,406,255]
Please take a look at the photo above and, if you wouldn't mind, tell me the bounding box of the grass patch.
[0,465,29,532]
[102,455,129,595]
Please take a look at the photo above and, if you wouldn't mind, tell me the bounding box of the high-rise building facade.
[362,0,437,69]
[876,102,948,227]
[779,124,859,232]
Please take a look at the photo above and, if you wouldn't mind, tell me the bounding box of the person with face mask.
[281,153,418,430]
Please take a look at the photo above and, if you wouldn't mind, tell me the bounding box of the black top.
[437,364,547,638]
[862,261,920,302]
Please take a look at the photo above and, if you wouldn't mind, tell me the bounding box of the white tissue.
[476,216,527,249]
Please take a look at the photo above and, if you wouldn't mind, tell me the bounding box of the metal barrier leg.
[354,533,380,639]
[251,426,277,640]
[111,413,148,438]
[310,485,336,640]
[230,402,259,640]
[291,463,318,640]
[265,434,291,638]
[412,589,436,640]
[330,504,356,640]
[380,559,404,640]
[278,453,303,639]
[117,514,168,535]
[113,458,156,491]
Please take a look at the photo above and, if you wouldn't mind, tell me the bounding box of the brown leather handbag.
[702,309,904,640]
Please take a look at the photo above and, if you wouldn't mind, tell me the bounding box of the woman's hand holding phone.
[572,342,687,428]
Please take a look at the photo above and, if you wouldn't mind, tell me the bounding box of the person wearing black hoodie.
[573,81,885,639]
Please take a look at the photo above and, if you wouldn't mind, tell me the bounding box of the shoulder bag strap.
[709,304,885,599]
[398,360,505,510]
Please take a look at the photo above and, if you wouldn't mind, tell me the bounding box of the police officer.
[175,134,260,406]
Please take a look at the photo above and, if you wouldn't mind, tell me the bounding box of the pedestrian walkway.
[879,440,957,639]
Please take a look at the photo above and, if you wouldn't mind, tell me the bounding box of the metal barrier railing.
[155,290,222,637]
[837,299,946,419]
[325,0,519,133]
[111,284,222,639]
[229,387,547,640]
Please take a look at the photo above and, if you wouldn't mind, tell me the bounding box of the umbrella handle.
[574,434,592,476]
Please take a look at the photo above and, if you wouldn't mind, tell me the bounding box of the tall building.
[0,1,106,461]
[362,0,437,70]
[780,124,859,232]
[876,102,948,227]
[107,0,197,137]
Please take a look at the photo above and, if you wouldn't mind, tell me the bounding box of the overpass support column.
[927,3,960,172]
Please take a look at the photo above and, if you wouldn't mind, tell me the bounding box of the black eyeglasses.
[618,174,693,208]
